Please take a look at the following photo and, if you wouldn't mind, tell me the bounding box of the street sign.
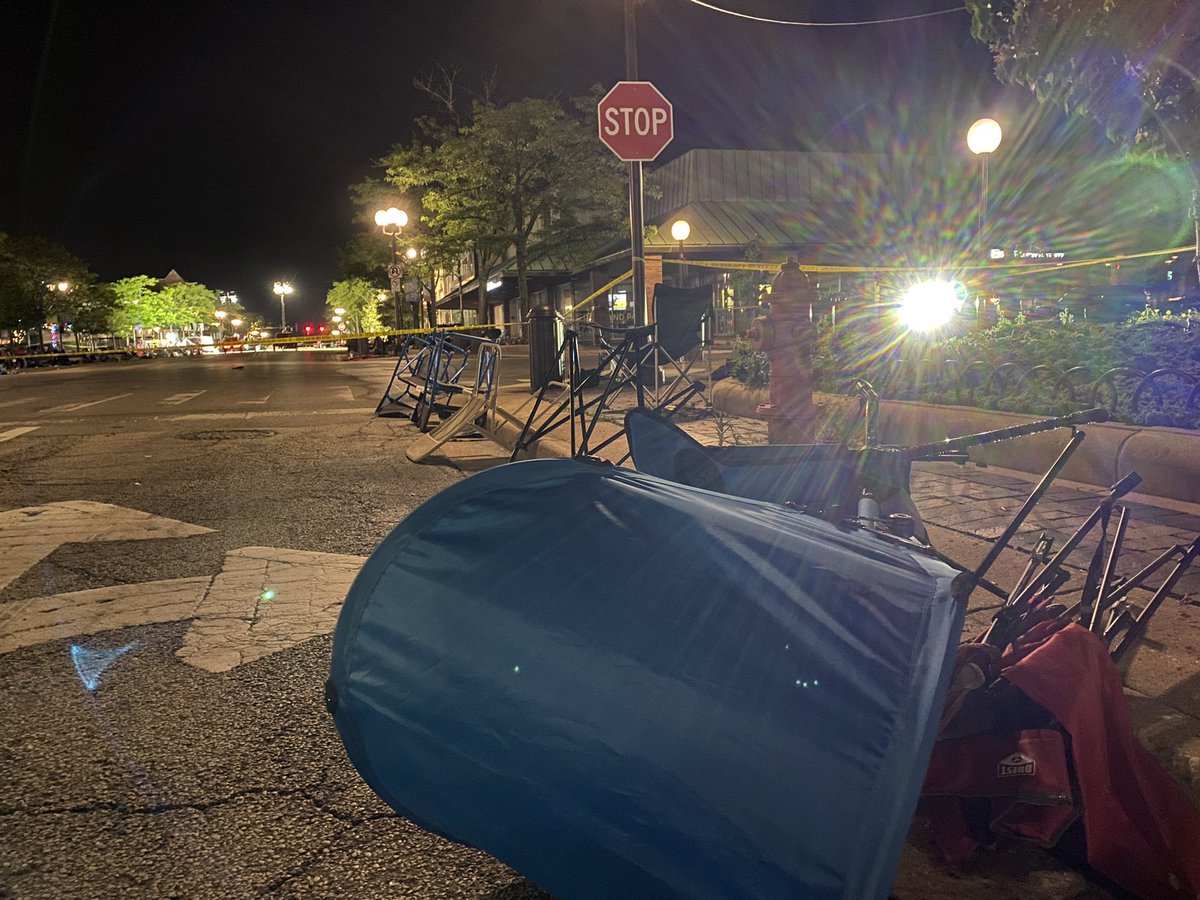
[389,276,404,292]
[597,81,673,162]
[387,263,403,280]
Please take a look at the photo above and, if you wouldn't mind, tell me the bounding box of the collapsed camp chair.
[405,336,524,462]
[374,331,473,431]
[511,321,706,462]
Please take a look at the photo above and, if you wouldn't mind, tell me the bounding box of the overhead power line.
[682,0,965,27]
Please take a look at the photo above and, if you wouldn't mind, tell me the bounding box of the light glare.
[898,280,961,331]
[967,118,1002,155]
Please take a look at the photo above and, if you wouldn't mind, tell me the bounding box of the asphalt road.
[4,350,1195,899]
[0,353,553,899]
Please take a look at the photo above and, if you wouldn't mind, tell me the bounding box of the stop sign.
[597,81,674,162]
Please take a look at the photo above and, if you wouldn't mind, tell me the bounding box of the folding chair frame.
[374,331,473,431]
[511,325,705,462]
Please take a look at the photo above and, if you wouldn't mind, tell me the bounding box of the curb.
[711,382,1200,504]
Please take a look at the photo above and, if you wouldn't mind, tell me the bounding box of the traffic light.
[303,324,313,335]
[317,324,327,334]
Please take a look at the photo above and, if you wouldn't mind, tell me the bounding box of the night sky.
[2,0,1031,322]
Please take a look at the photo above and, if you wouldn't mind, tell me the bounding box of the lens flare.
[71,643,135,691]
[897,280,961,331]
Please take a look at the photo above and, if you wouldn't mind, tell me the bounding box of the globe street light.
[374,207,408,264]
[374,207,409,327]
[967,117,1002,254]
[670,218,691,286]
[273,281,294,330]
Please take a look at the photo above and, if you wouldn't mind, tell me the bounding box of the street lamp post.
[405,246,428,327]
[967,117,1003,255]
[272,281,294,331]
[374,207,408,329]
[670,218,691,287]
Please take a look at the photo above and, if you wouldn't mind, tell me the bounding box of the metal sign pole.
[625,0,645,327]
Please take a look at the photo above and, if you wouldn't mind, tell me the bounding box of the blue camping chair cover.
[327,459,965,900]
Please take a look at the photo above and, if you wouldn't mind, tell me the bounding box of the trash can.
[527,305,564,391]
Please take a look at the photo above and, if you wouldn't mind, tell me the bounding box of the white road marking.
[0,501,214,595]
[0,545,366,672]
[0,578,213,655]
[176,546,364,672]
[161,391,206,405]
[47,393,134,412]
[0,398,38,409]
[237,393,273,405]
[161,408,375,421]
[0,426,38,442]
[334,386,355,403]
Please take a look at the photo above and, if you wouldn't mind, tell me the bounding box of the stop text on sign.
[597,81,674,162]
[601,106,669,138]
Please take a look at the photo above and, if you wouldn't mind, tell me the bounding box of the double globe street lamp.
[374,207,409,328]
[273,281,294,331]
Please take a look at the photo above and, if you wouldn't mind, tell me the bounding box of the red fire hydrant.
[748,257,817,444]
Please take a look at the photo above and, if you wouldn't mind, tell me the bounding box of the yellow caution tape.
[651,244,1195,278]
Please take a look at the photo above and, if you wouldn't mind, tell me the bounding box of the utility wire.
[682,0,965,27]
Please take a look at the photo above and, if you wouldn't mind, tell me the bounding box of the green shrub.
[726,337,770,390]
[725,308,1200,428]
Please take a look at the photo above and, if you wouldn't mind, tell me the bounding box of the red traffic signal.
[303,324,313,335]
[317,324,327,334]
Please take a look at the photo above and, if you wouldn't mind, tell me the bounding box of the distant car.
[218,338,245,353]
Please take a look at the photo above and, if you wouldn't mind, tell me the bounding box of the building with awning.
[574,148,893,334]
[430,148,894,332]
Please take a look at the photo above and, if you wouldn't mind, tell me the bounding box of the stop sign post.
[597,81,674,161]
[598,81,673,327]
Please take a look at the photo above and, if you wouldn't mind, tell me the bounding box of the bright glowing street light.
[897,280,962,332]
[670,219,691,285]
[373,207,408,233]
[56,280,70,293]
[374,208,410,328]
[967,118,1002,252]
[273,281,294,330]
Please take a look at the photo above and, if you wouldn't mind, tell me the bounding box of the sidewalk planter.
[712,381,1200,505]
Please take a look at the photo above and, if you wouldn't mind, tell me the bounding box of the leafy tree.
[108,276,220,335]
[338,232,391,286]
[377,90,625,323]
[325,278,383,333]
[966,0,1200,278]
[158,282,220,330]
[0,232,109,340]
[462,95,626,317]
[383,133,507,324]
[108,276,158,335]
